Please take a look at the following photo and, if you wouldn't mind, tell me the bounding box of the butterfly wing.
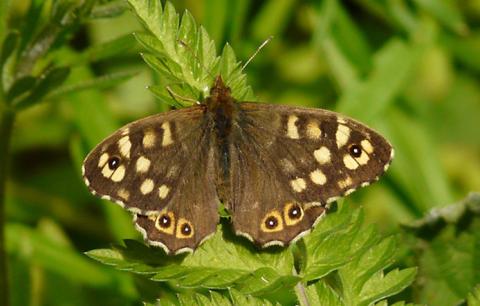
[82,106,220,254]
[227,102,393,247]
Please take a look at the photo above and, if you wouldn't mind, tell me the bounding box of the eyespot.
[181,223,192,235]
[108,156,121,170]
[159,215,171,228]
[284,203,304,226]
[288,205,302,219]
[176,218,194,239]
[260,210,284,233]
[155,212,175,235]
[348,144,362,158]
[265,216,278,229]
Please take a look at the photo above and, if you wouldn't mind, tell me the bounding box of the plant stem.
[0,105,15,306]
[295,281,310,306]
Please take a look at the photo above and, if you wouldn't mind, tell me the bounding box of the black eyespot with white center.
[288,205,302,220]
[159,214,171,228]
[108,156,121,170]
[181,223,192,236]
[265,216,279,229]
[349,144,362,158]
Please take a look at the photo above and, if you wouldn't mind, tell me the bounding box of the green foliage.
[403,193,480,305]
[128,0,253,107]
[87,202,415,304]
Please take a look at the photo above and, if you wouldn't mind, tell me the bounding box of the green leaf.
[301,203,415,305]
[62,34,137,66]
[13,66,70,110]
[402,193,480,305]
[0,31,18,73]
[203,0,228,45]
[467,285,480,306]
[302,203,379,281]
[5,75,36,104]
[250,0,296,40]
[6,222,113,287]
[336,39,421,122]
[46,71,138,99]
[128,0,252,105]
[87,225,299,296]
[305,281,343,306]
[413,0,468,35]
[90,0,129,19]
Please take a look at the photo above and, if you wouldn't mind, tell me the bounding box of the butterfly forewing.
[82,106,220,254]
[225,102,393,247]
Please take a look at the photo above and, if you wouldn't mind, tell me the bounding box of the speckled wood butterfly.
[82,76,393,255]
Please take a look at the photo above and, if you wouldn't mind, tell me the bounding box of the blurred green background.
[1,0,480,305]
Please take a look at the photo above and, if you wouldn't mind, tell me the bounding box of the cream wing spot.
[361,139,374,154]
[158,185,170,199]
[343,154,359,170]
[98,153,109,168]
[118,136,131,158]
[310,169,327,185]
[336,124,350,148]
[140,180,154,195]
[111,165,126,182]
[136,156,151,173]
[290,178,307,192]
[355,151,370,165]
[314,146,331,165]
[117,188,130,201]
[140,179,154,195]
[161,122,173,146]
[306,121,321,139]
[143,129,156,148]
[337,117,347,124]
[101,165,114,178]
[286,115,300,139]
[338,176,353,189]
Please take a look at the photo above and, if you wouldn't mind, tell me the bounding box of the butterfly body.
[82,76,393,254]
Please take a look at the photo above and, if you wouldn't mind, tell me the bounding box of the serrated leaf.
[358,268,417,306]
[305,281,343,306]
[88,225,298,295]
[301,204,415,305]
[128,0,252,104]
[302,203,379,281]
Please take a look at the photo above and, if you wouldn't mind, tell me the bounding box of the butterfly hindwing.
[82,106,220,254]
[226,102,393,247]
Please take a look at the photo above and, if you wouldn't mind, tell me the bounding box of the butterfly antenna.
[240,35,273,72]
[178,40,216,80]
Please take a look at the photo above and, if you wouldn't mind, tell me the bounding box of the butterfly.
[82,76,394,255]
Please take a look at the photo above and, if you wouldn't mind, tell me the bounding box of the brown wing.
[82,106,220,254]
[226,102,393,247]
